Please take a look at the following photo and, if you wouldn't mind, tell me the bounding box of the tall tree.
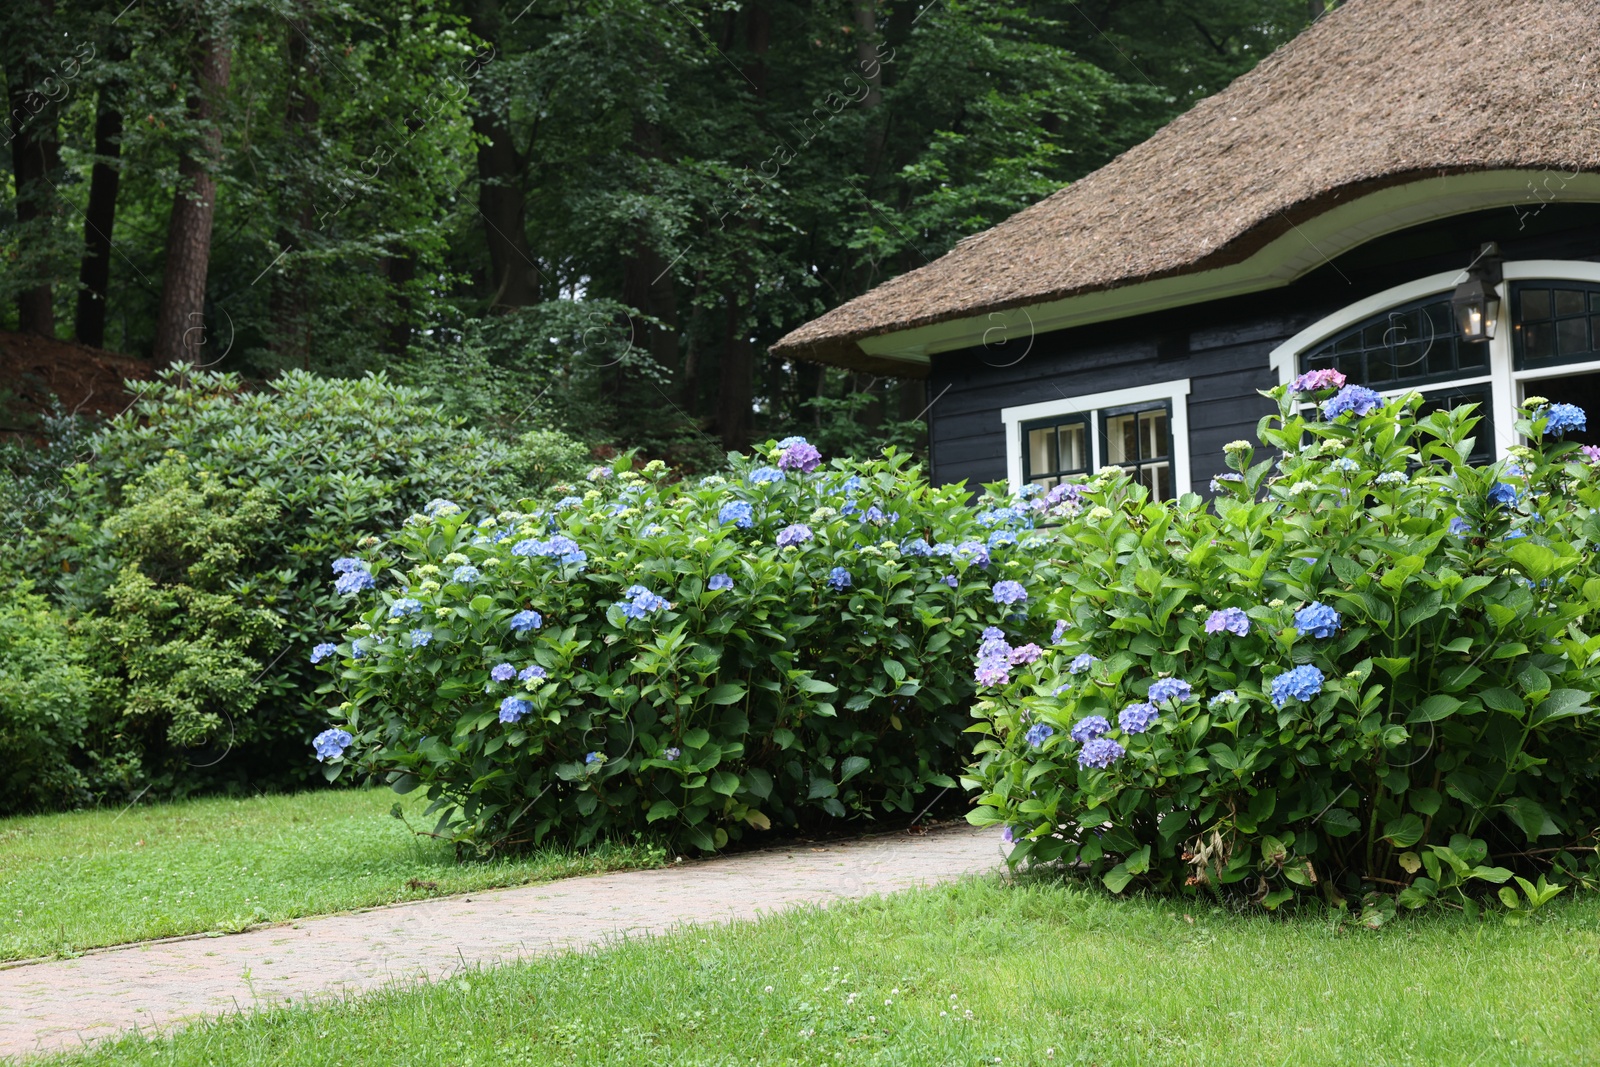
[4,0,65,337]
[74,35,131,349]
[152,4,232,365]
[464,0,538,311]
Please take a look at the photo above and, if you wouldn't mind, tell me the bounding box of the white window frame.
[1001,379,1192,495]
[1269,260,1600,461]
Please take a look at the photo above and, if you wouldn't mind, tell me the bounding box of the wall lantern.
[1452,242,1503,343]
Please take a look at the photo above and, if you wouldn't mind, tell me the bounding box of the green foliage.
[0,586,98,815]
[19,369,586,801]
[966,388,1600,906]
[318,445,1047,853]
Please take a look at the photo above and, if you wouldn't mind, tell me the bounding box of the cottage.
[771,0,1600,496]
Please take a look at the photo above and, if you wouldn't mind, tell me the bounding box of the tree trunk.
[75,37,131,349]
[152,19,232,366]
[6,0,62,338]
[384,251,416,356]
[853,0,885,176]
[717,298,753,452]
[465,0,538,311]
[269,6,317,367]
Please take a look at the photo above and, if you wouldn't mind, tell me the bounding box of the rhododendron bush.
[313,444,1060,853]
[965,383,1600,910]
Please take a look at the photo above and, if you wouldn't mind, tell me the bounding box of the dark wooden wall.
[926,203,1600,495]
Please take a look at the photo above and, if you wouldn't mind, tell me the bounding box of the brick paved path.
[0,825,1005,1060]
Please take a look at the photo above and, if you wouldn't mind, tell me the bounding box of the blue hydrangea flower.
[1078,737,1126,769]
[331,558,366,575]
[390,598,422,618]
[827,567,852,591]
[335,570,376,596]
[585,751,603,765]
[1024,723,1054,748]
[490,663,516,682]
[1069,654,1098,674]
[708,573,734,591]
[1069,715,1110,742]
[987,529,1017,549]
[1294,601,1341,639]
[1375,471,1408,485]
[931,542,956,557]
[1271,664,1324,708]
[1542,403,1587,437]
[1504,529,1527,540]
[955,541,991,568]
[499,697,531,724]
[424,498,460,517]
[1208,690,1238,709]
[982,626,1005,641]
[719,500,755,528]
[776,523,813,548]
[1331,457,1359,472]
[942,575,958,588]
[1051,620,1068,644]
[310,642,338,664]
[518,664,547,683]
[409,629,433,648]
[1321,385,1384,420]
[860,505,886,524]
[900,538,933,557]
[1205,607,1250,636]
[510,609,543,633]
[619,586,669,619]
[1147,678,1192,704]
[312,727,353,761]
[749,467,785,484]
[451,565,479,584]
[1488,482,1520,507]
[992,580,1027,605]
[840,475,863,494]
[663,746,681,761]
[554,496,583,510]
[1210,473,1244,493]
[1449,517,1473,535]
[1118,702,1159,734]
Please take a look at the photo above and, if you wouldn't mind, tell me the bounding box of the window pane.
[1105,413,1139,465]
[1592,291,1600,313]
[1522,289,1551,321]
[1146,462,1171,502]
[1525,322,1554,361]
[1058,423,1087,473]
[1558,317,1589,357]
[1457,337,1488,370]
[1556,289,1587,316]
[1141,409,1169,460]
[1027,427,1055,477]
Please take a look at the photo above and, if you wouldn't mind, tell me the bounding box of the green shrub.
[0,586,98,814]
[25,369,588,799]
[965,384,1600,910]
[315,443,1053,853]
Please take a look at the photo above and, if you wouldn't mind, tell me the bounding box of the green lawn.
[39,877,1600,1067]
[0,788,661,962]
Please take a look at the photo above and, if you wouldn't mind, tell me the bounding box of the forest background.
[3,0,1337,463]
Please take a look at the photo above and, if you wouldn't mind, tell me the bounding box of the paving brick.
[0,825,1005,1061]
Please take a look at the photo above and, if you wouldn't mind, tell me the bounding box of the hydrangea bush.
[314,443,1057,853]
[966,381,1600,909]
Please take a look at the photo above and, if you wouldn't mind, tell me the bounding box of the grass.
[0,788,662,962]
[36,876,1600,1067]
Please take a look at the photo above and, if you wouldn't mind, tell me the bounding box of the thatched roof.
[772,0,1600,376]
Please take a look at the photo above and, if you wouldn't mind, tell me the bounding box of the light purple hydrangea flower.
[1205,607,1250,636]
[1078,737,1125,769]
[335,570,376,596]
[310,642,338,664]
[1069,715,1110,743]
[776,523,813,548]
[992,580,1027,606]
[1321,384,1384,420]
[1024,723,1054,748]
[708,573,734,591]
[490,663,516,682]
[828,567,852,591]
[1068,653,1098,674]
[1008,643,1043,666]
[499,697,532,723]
[1052,620,1069,644]
[1146,678,1192,704]
[1118,702,1159,734]
[331,557,366,575]
[778,439,822,473]
[409,629,433,648]
[518,664,547,683]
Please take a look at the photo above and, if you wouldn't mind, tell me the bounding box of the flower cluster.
[775,523,813,548]
[777,437,823,474]
[1541,403,1587,437]
[1270,664,1324,708]
[1321,384,1384,420]
[619,585,670,619]
[1293,601,1341,639]
[313,728,352,761]
[1204,607,1250,636]
[719,500,754,528]
[827,567,852,591]
[992,580,1027,606]
[512,535,588,568]
[1290,367,1347,393]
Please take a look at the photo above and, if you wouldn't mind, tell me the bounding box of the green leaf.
[793,676,838,694]
[707,683,746,705]
[1470,865,1514,885]
[1409,787,1442,816]
[839,755,871,784]
[1382,814,1424,848]
[1321,808,1362,837]
[1533,688,1591,725]
[1101,863,1133,894]
[1501,797,1559,841]
[646,799,678,823]
[883,659,906,684]
[683,728,711,749]
[1479,687,1524,714]
[1407,695,1461,724]
[709,770,740,796]
[1506,541,1558,581]
[807,776,838,799]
